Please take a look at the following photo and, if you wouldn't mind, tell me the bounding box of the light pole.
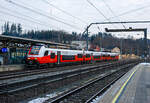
[120,38,123,59]
[86,27,89,51]
[100,33,103,51]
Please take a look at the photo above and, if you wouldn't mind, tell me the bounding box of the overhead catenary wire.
[0,4,61,30]
[85,0,150,36]
[86,0,117,29]
[12,0,72,26]
[102,0,126,29]
[5,0,81,30]
[4,0,149,34]
[0,10,50,28]
[86,0,110,22]
[108,4,150,20]
[86,0,150,30]
[5,0,79,30]
[42,0,88,24]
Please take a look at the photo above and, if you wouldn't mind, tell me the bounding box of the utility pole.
[144,29,147,57]
[86,24,92,51]
[86,27,89,51]
[100,33,103,51]
[120,38,123,59]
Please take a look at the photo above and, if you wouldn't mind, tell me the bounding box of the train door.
[57,51,61,64]
[83,50,85,63]
[91,53,93,63]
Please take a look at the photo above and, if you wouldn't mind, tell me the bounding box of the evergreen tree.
[3,22,10,35]
[10,23,17,36]
[17,23,22,35]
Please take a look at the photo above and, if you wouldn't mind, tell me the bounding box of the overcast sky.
[0,0,150,38]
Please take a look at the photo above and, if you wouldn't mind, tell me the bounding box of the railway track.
[0,59,141,103]
[0,61,114,80]
[49,63,136,103]
[0,62,118,93]
[0,59,138,81]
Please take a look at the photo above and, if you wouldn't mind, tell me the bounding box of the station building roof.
[0,35,75,48]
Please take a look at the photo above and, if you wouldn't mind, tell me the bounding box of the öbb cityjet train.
[26,45,119,67]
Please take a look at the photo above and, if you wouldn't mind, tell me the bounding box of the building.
[111,47,120,53]
[71,41,90,50]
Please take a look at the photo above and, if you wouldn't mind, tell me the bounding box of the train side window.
[86,54,90,58]
[44,51,49,56]
[51,53,55,59]
[77,54,83,58]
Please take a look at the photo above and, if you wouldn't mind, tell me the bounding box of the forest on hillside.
[1,22,147,56]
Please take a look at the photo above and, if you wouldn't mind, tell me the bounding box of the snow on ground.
[90,85,114,103]
[28,92,61,103]
[28,97,49,103]
[140,62,150,65]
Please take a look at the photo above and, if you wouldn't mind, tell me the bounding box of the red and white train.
[26,45,119,67]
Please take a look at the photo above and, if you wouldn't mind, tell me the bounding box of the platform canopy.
[0,35,76,49]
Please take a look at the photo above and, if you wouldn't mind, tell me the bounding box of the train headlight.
[27,58,31,60]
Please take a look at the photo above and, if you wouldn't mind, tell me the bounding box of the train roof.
[43,46,119,55]
[44,47,83,54]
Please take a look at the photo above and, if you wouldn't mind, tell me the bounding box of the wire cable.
[0,9,50,28]
[13,0,71,25]
[0,4,61,30]
[86,0,110,22]
[42,0,88,24]
[86,0,117,28]
[102,0,126,29]
[108,4,150,20]
[5,0,81,30]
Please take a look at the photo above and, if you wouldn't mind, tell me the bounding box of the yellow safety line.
[112,68,138,103]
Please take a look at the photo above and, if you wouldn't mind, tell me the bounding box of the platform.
[0,64,24,72]
[98,63,150,103]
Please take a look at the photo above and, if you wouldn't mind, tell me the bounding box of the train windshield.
[29,46,41,55]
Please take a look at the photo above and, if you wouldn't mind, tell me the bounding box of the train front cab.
[26,45,43,66]
[26,46,58,67]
